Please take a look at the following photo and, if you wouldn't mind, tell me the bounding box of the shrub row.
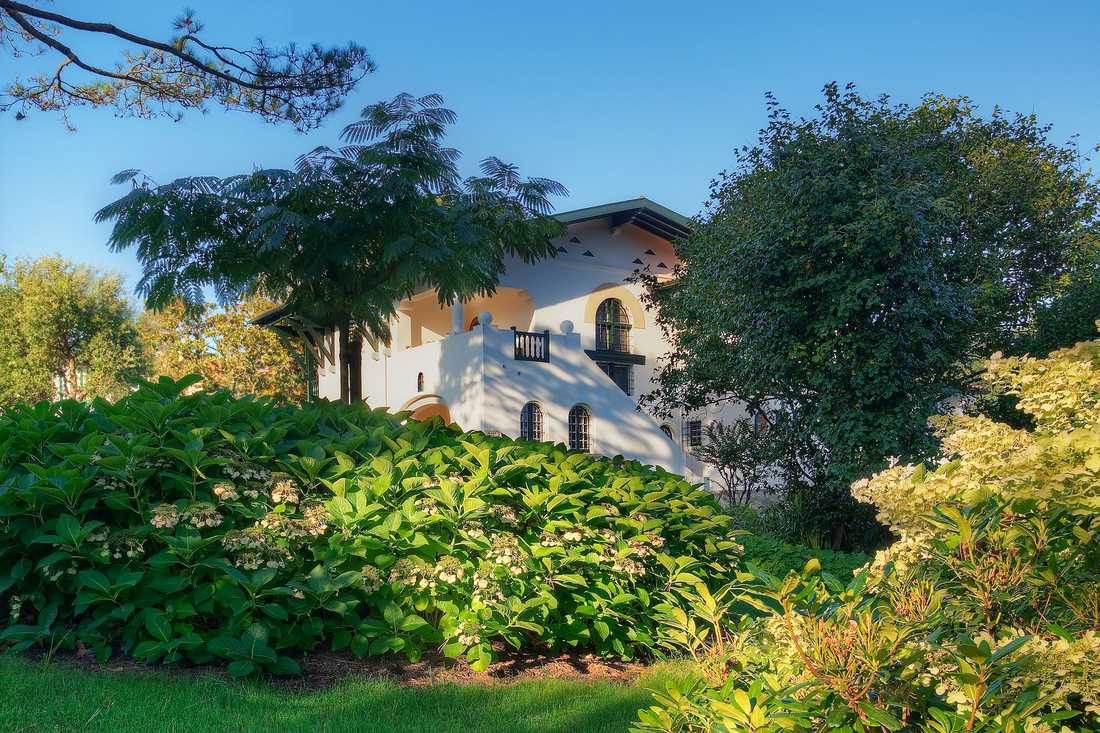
[0,376,742,675]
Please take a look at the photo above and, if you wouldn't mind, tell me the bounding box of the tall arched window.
[568,405,590,452]
[595,298,631,352]
[660,424,674,441]
[416,372,425,392]
[519,402,543,441]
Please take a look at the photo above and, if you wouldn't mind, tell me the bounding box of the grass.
[0,655,691,733]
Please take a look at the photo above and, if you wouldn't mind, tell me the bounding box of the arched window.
[595,298,631,352]
[660,424,674,441]
[519,402,543,441]
[568,405,590,452]
[416,372,425,392]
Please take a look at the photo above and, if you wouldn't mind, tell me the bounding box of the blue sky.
[2,0,1099,301]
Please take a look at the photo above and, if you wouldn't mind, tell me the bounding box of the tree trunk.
[338,320,350,404]
[348,333,363,403]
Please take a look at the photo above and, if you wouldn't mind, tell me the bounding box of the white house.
[257,198,750,483]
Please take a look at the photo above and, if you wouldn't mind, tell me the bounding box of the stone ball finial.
[478,311,493,327]
[560,319,574,335]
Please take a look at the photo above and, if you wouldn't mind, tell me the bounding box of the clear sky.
[2,0,1099,300]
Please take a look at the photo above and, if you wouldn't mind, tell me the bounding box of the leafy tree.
[643,83,1100,550]
[0,255,145,406]
[97,92,566,403]
[0,2,372,130]
[139,295,305,401]
[693,416,778,506]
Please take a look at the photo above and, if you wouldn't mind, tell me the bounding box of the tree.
[0,255,146,406]
[97,92,566,403]
[693,416,778,506]
[643,83,1100,550]
[1,2,373,130]
[139,295,305,401]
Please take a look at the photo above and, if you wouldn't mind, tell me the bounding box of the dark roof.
[250,303,293,327]
[554,197,692,241]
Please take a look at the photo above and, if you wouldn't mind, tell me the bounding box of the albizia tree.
[96,92,566,403]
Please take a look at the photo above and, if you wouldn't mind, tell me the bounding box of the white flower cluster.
[472,565,504,605]
[221,528,293,570]
[40,561,78,582]
[462,521,485,540]
[486,536,525,574]
[150,503,180,529]
[388,558,432,589]
[490,505,520,527]
[212,482,239,502]
[612,556,647,578]
[387,556,467,592]
[94,474,128,493]
[626,533,666,558]
[270,478,301,505]
[224,461,271,484]
[455,620,481,647]
[415,497,439,516]
[360,564,383,594]
[257,505,327,542]
[87,528,144,562]
[8,594,24,621]
[435,556,465,584]
[181,501,222,529]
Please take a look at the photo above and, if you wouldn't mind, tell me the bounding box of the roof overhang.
[554,197,692,241]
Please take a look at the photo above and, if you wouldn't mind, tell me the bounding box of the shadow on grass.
[0,655,692,733]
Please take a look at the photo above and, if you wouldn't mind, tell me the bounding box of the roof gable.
[554,197,691,241]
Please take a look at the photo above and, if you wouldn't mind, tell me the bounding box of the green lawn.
[0,655,687,733]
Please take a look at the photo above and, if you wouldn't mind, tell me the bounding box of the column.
[450,297,464,334]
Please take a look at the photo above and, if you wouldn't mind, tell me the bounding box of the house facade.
[261,198,748,484]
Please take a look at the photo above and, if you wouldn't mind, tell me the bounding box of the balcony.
[512,328,551,362]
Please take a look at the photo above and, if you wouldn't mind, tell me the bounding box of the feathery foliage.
[96,92,565,400]
[0,2,372,130]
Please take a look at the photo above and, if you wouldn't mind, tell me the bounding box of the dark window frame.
[520,402,543,441]
[568,404,591,452]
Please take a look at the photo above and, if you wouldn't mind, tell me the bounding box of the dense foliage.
[0,256,146,408]
[97,93,565,402]
[635,335,1100,733]
[139,296,305,402]
[0,377,741,676]
[738,534,868,582]
[642,83,1100,551]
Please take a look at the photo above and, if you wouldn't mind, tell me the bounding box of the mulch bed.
[23,644,652,691]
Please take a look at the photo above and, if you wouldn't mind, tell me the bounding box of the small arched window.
[519,402,543,441]
[568,405,590,452]
[659,424,674,441]
[595,298,631,352]
[416,372,425,392]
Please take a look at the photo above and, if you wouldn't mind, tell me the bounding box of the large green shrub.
[0,377,741,676]
[636,337,1100,733]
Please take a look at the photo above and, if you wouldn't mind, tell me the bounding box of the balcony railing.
[513,328,550,362]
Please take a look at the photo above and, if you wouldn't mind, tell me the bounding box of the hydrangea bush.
[635,337,1100,733]
[0,376,742,676]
